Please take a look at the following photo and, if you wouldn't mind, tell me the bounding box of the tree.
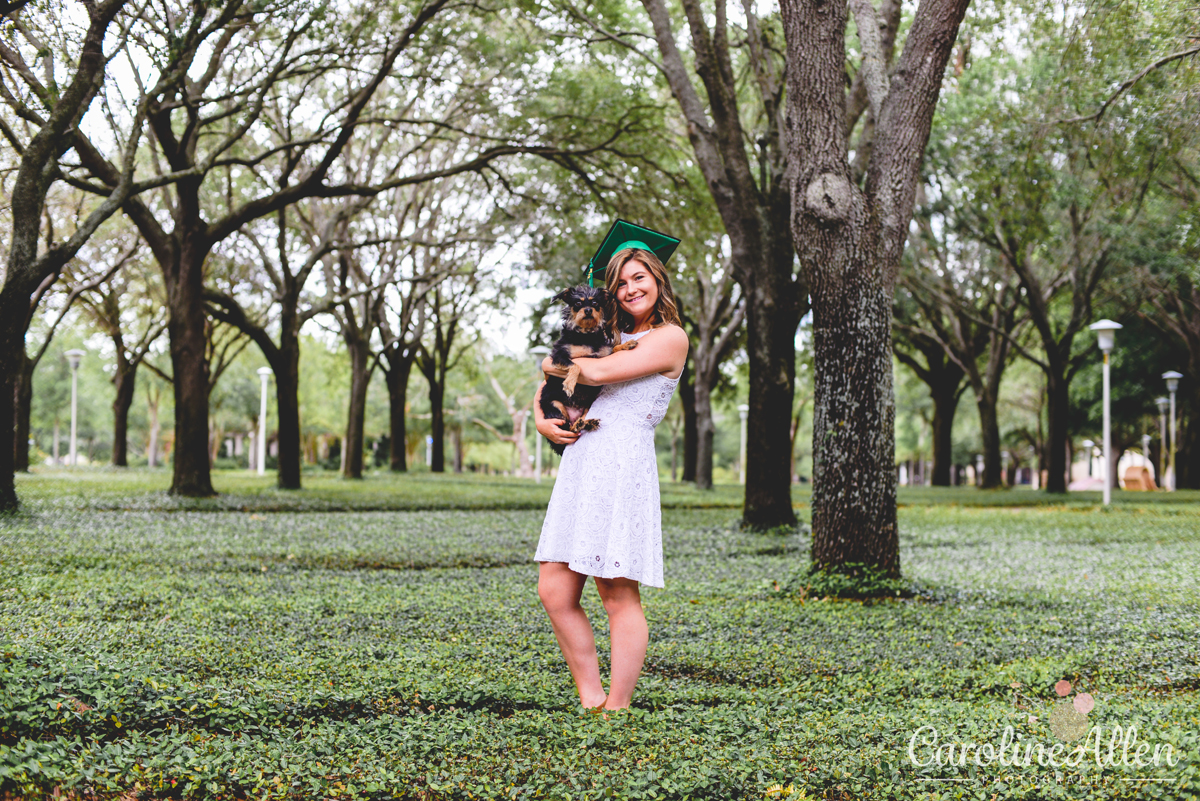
[205,191,383,488]
[892,297,967,487]
[415,273,486,474]
[678,250,744,490]
[1129,151,1200,488]
[322,237,395,480]
[11,239,126,471]
[941,0,1193,493]
[561,0,808,524]
[781,0,971,574]
[75,251,166,467]
[473,357,536,478]
[69,0,459,497]
[895,220,1026,488]
[0,0,140,509]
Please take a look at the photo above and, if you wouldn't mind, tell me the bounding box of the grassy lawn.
[1,470,1198,799]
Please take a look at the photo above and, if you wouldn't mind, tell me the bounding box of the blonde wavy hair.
[603,248,683,340]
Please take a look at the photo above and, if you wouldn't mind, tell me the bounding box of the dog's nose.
[583,308,593,317]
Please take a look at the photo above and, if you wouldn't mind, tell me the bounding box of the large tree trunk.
[274,330,303,489]
[1043,370,1069,493]
[167,243,216,497]
[808,244,899,573]
[384,352,414,472]
[1180,387,1199,490]
[147,388,160,468]
[678,362,697,483]
[429,378,446,473]
[13,359,33,473]
[929,370,963,486]
[782,0,970,575]
[742,270,801,527]
[343,338,372,479]
[0,307,27,508]
[111,363,137,467]
[640,0,804,519]
[452,427,464,473]
[976,391,1003,489]
[693,370,716,490]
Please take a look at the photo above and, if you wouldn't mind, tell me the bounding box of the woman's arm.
[532,380,580,446]
[540,325,688,386]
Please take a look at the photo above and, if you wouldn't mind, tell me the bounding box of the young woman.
[533,248,689,711]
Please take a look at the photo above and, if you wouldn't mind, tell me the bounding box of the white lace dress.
[535,330,680,588]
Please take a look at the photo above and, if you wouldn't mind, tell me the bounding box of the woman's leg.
[594,577,647,709]
[537,562,606,708]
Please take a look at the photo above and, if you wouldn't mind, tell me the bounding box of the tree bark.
[13,359,33,472]
[146,386,160,468]
[428,378,446,473]
[782,0,971,574]
[1180,387,1198,490]
[976,390,1003,488]
[0,313,28,506]
[693,369,716,490]
[678,361,697,483]
[274,333,303,489]
[384,352,415,471]
[343,337,373,479]
[929,374,963,486]
[167,241,217,496]
[111,362,138,467]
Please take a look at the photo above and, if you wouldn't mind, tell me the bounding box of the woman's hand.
[533,380,578,447]
[537,416,579,447]
[541,356,568,379]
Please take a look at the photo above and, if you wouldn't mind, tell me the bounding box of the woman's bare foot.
[581,691,607,710]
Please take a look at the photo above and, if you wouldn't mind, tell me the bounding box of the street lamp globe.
[1088,320,1122,352]
[1155,397,1169,414]
[1162,371,1182,393]
[64,349,86,370]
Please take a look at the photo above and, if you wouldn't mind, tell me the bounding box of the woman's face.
[616,258,660,319]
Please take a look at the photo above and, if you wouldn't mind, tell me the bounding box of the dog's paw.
[613,340,638,353]
[574,418,600,433]
[563,364,581,397]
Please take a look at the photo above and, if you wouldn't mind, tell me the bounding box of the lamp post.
[530,346,551,483]
[1082,440,1094,478]
[1088,320,1122,505]
[256,367,272,476]
[1155,396,1169,490]
[1162,371,1183,491]
[1141,433,1151,469]
[64,349,86,466]
[737,404,749,484]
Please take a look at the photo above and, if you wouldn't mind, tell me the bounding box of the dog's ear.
[551,288,573,304]
[593,288,611,305]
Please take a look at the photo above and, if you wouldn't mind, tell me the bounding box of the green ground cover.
[1,471,1198,799]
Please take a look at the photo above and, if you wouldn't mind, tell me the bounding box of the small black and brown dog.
[539,285,637,455]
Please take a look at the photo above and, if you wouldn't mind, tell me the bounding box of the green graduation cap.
[584,219,681,287]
